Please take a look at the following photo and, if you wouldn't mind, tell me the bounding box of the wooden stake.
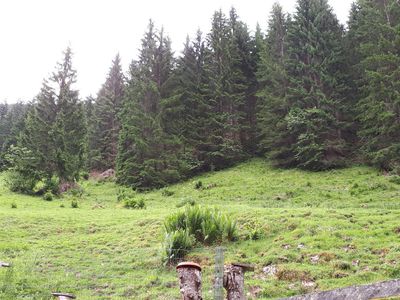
[176,262,202,300]
[223,263,254,300]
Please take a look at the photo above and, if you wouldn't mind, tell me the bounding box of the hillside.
[1,159,400,299]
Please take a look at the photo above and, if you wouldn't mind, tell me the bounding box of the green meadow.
[1,159,400,299]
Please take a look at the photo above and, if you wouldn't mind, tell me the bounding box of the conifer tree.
[353,0,400,171]
[279,0,348,170]
[117,21,184,189]
[0,102,29,169]
[165,31,210,173]
[90,54,125,170]
[20,48,86,186]
[202,9,248,169]
[257,3,290,157]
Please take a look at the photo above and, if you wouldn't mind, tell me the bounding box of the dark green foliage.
[161,189,174,197]
[117,21,186,190]
[4,145,41,194]
[194,181,203,190]
[13,48,86,193]
[42,191,54,201]
[71,199,79,208]
[0,102,29,170]
[2,3,399,191]
[11,202,17,209]
[123,198,146,209]
[258,0,349,170]
[351,0,400,171]
[257,3,290,156]
[90,55,124,170]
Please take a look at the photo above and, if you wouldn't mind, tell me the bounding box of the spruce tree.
[117,21,184,189]
[165,31,210,173]
[202,9,248,170]
[20,48,86,186]
[257,3,290,157]
[90,54,125,170]
[279,0,348,170]
[353,0,400,171]
[0,102,29,170]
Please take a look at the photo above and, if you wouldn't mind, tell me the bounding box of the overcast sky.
[0,0,353,103]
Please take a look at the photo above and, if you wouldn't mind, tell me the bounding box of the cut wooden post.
[51,292,76,299]
[0,261,11,268]
[223,263,254,300]
[176,262,202,300]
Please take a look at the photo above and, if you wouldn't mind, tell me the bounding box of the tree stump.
[223,263,254,300]
[176,262,202,300]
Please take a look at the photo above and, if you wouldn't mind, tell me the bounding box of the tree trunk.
[176,262,202,300]
[223,265,245,300]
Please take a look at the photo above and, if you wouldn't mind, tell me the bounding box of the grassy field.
[1,158,400,299]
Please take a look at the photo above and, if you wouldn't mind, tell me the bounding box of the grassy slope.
[0,158,400,299]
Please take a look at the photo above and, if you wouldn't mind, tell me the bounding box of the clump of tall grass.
[163,205,237,263]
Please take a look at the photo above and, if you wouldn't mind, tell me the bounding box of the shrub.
[117,187,134,202]
[124,198,146,209]
[80,171,90,180]
[42,191,54,201]
[6,171,38,195]
[69,186,84,198]
[71,199,79,208]
[163,229,194,264]
[163,205,237,263]
[161,189,174,197]
[389,176,400,185]
[194,181,203,190]
[44,176,60,195]
[176,198,196,208]
[11,202,17,209]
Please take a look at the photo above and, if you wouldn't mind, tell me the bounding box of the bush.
[42,191,54,201]
[6,171,38,195]
[80,171,90,180]
[163,229,194,263]
[194,181,203,190]
[389,176,400,185]
[117,187,135,202]
[11,202,17,209]
[71,199,79,208]
[161,189,174,197]
[163,205,237,263]
[69,186,84,198]
[124,198,146,209]
[176,198,196,208]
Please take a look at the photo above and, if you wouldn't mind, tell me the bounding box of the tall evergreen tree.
[0,102,29,169]
[90,54,125,170]
[276,0,348,170]
[20,48,86,185]
[165,31,210,173]
[257,3,290,156]
[117,21,184,189]
[351,0,400,171]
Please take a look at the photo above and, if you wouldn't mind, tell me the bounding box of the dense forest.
[1,0,399,192]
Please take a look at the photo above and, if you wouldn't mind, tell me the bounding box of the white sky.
[0,0,352,103]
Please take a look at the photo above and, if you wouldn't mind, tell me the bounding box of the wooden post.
[176,262,202,300]
[0,261,11,268]
[51,292,76,299]
[223,263,254,300]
